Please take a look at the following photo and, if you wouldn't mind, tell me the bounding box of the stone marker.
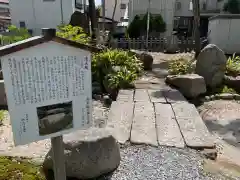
[130,102,158,146]
[116,89,134,102]
[165,74,206,98]
[196,44,227,88]
[163,88,187,104]
[148,89,167,103]
[134,89,150,102]
[172,102,215,149]
[106,101,134,144]
[43,128,120,179]
[154,103,185,148]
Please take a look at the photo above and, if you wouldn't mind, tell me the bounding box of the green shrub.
[226,53,240,76]
[168,57,193,75]
[56,24,90,44]
[2,25,31,44]
[92,49,143,90]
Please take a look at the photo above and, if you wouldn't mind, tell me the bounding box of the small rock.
[166,74,206,98]
[201,148,218,160]
[210,95,216,100]
[205,96,211,101]
[43,128,120,179]
[196,44,227,88]
[93,94,102,100]
[218,93,234,100]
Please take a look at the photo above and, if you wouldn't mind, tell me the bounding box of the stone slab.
[130,102,158,146]
[148,89,167,103]
[134,89,150,102]
[172,102,215,149]
[163,88,187,104]
[116,89,134,102]
[154,103,185,148]
[106,101,134,144]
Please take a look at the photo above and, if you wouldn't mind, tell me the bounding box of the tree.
[223,0,240,14]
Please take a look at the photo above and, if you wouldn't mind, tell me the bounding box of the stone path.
[106,88,215,149]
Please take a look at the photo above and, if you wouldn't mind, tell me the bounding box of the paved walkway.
[106,53,215,150]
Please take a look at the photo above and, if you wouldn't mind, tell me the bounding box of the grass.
[0,156,46,180]
[0,110,6,124]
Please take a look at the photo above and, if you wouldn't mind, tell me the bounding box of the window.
[120,3,126,9]
[202,2,207,10]
[28,29,33,35]
[120,17,124,22]
[19,21,26,28]
[175,2,181,10]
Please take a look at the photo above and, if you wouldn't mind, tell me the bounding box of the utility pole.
[192,0,201,57]
[146,0,150,49]
[88,0,97,42]
[102,0,105,31]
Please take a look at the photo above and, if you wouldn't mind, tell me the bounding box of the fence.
[113,37,196,53]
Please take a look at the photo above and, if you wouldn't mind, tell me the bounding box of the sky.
[95,0,101,6]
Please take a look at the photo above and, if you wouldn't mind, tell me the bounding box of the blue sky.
[95,0,101,5]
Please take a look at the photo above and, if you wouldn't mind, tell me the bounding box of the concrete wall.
[129,0,176,38]
[104,0,129,22]
[9,0,74,35]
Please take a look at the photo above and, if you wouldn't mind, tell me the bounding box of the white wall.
[9,0,75,35]
[174,0,192,17]
[104,0,129,22]
[129,0,176,37]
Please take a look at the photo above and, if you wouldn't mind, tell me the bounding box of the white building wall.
[9,0,74,36]
[104,0,129,22]
[129,0,176,38]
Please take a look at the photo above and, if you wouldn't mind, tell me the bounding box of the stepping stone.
[164,89,187,103]
[130,102,158,146]
[106,101,134,144]
[154,103,185,148]
[148,89,167,103]
[172,102,215,149]
[134,89,150,102]
[117,89,134,102]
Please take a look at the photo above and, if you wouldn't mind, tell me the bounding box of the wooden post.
[192,0,201,57]
[51,136,66,180]
[42,28,66,180]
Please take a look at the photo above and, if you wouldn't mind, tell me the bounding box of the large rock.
[43,128,120,179]
[139,53,153,70]
[196,44,227,88]
[166,74,206,98]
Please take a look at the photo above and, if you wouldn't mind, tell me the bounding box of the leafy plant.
[221,85,237,94]
[56,24,90,44]
[226,53,240,76]
[0,110,6,125]
[168,57,194,75]
[92,49,143,90]
[2,25,31,44]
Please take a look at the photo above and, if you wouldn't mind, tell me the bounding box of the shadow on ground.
[205,119,240,148]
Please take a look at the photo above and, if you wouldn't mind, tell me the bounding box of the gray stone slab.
[148,89,167,103]
[130,102,158,146]
[106,101,134,144]
[164,88,187,104]
[172,102,215,149]
[116,89,134,102]
[154,103,185,148]
[134,89,150,102]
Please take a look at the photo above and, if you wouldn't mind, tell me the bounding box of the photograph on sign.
[37,101,73,136]
[1,41,93,146]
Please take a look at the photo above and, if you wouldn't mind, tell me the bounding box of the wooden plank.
[134,89,150,102]
[154,103,185,148]
[130,102,158,146]
[172,102,215,149]
[106,101,134,144]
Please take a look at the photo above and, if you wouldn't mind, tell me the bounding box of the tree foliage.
[127,13,166,38]
[56,24,90,44]
[223,0,240,14]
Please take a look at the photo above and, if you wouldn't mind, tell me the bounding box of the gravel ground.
[98,145,239,180]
